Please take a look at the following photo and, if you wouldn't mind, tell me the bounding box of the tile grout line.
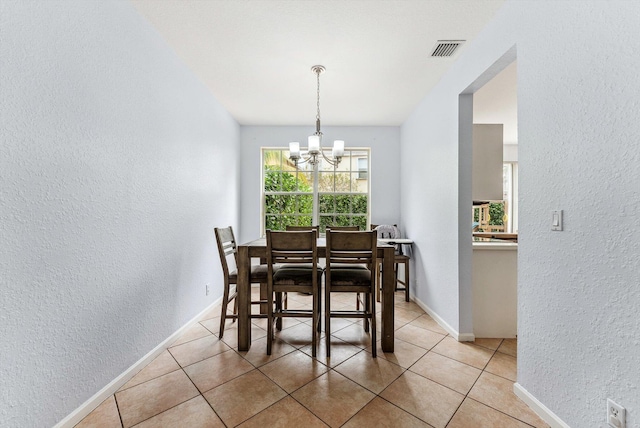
[95,302,525,428]
[442,339,503,428]
[113,394,125,428]
[441,340,539,428]
[117,351,207,428]
[173,350,224,425]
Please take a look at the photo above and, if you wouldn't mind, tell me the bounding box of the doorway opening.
[458,46,518,340]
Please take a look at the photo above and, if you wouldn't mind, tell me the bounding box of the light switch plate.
[551,210,563,231]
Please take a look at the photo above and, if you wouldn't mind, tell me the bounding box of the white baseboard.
[54,297,222,428]
[412,296,475,342]
[513,383,571,428]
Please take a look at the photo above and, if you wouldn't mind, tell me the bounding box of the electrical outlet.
[607,398,625,428]
[206,284,210,296]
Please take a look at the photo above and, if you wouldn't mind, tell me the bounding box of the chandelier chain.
[316,69,321,122]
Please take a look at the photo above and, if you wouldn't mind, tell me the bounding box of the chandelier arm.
[288,65,341,168]
[320,150,338,166]
[293,154,317,168]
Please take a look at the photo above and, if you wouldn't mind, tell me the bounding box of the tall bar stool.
[214,226,276,338]
[266,230,322,356]
[283,225,322,331]
[371,224,410,302]
[327,226,369,310]
[325,230,377,357]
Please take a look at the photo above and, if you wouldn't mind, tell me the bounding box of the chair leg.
[311,286,318,358]
[370,290,377,358]
[325,286,331,358]
[260,282,268,314]
[275,292,283,331]
[317,284,322,333]
[267,285,274,355]
[394,262,399,291]
[405,260,410,302]
[219,280,231,338]
[376,263,382,302]
[363,292,370,332]
[232,290,238,322]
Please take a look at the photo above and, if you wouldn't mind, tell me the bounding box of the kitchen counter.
[472,237,518,250]
[472,239,517,338]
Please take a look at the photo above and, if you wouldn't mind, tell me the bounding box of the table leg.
[237,245,251,351]
[381,246,395,352]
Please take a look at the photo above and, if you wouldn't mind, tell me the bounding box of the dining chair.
[284,225,324,331]
[266,230,322,356]
[371,224,410,302]
[325,225,360,231]
[326,226,370,310]
[215,226,278,338]
[285,225,319,234]
[325,230,377,357]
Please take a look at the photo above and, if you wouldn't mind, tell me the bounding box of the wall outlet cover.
[607,398,625,428]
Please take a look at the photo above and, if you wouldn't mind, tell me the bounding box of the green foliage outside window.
[265,165,313,230]
[318,194,367,232]
[489,202,505,225]
[263,149,369,233]
[473,201,506,227]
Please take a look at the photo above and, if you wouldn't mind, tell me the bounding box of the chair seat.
[279,263,325,270]
[329,268,372,286]
[228,264,274,282]
[274,266,323,286]
[330,263,368,270]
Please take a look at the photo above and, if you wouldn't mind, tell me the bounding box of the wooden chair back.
[326,225,360,231]
[214,226,237,279]
[326,230,377,272]
[267,230,318,267]
[285,225,319,238]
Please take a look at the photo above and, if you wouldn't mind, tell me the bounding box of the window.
[472,162,518,233]
[357,157,368,179]
[262,148,370,234]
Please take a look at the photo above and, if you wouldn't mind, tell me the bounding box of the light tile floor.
[76,290,548,428]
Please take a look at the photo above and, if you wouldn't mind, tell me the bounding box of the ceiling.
[132,0,506,126]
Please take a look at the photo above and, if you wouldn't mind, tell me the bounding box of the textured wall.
[0,1,239,426]
[401,1,640,426]
[401,86,465,332]
[239,126,401,243]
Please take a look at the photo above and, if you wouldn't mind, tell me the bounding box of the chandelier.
[288,65,344,167]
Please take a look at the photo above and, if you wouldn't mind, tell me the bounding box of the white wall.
[0,1,239,426]
[239,126,401,243]
[401,1,640,426]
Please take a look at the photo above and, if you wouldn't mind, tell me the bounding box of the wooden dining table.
[236,237,397,352]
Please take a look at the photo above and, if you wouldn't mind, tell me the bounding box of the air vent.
[430,40,465,57]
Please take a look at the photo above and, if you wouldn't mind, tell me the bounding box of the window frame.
[505,161,518,233]
[261,147,371,235]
